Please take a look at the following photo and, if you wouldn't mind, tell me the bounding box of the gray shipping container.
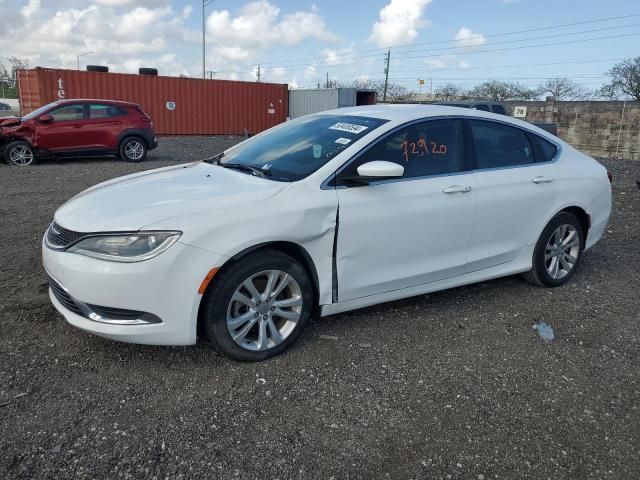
[288,88,376,119]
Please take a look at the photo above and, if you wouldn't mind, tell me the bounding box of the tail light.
[607,171,612,183]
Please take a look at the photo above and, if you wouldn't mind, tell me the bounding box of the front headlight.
[67,231,181,262]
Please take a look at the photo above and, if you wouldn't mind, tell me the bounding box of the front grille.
[46,222,85,249]
[47,274,83,316]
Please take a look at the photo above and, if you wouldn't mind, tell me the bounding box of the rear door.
[35,103,87,152]
[84,103,127,150]
[465,119,559,271]
[334,118,477,301]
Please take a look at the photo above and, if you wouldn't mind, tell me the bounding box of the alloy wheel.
[545,224,580,280]
[226,270,303,351]
[9,145,34,166]
[124,141,144,160]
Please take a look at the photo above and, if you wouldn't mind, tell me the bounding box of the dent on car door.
[465,119,559,270]
[334,118,477,302]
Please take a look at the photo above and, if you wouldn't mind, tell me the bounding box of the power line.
[224,13,640,73]
[215,13,640,73]
[220,30,640,77]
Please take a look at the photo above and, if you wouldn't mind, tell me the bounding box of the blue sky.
[0,0,638,93]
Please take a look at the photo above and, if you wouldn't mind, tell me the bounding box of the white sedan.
[42,105,612,361]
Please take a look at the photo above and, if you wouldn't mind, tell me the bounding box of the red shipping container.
[17,68,288,136]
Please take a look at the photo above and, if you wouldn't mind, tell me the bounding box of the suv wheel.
[5,141,37,166]
[120,137,147,163]
[200,249,314,362]
[523,212,584,287]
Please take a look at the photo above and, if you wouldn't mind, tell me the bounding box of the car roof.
[319,104,502,122]
[317,104,558,141]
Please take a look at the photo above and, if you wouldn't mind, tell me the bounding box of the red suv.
[0,99,158,166]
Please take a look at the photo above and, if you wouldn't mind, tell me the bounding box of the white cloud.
[322,47,355,66]
[454,27,486,48]
[369,0,432,48]
[304,63,317,79]
[458,59,471,69]
[21,0,41,17]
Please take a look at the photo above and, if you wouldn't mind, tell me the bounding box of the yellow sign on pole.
[418,79,425,85]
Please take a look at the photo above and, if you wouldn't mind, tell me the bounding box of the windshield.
[21,101,61,121]
[219,114,388,182]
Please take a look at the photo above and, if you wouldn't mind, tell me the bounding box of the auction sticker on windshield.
[329,123,368,134]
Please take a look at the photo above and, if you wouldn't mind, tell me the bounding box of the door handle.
[443,185,472,194]
[532,176,553,184]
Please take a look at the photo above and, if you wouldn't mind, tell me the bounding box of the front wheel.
[523,212,584,287]
[200,249,314,361]
[5,141,37,166]
[119,137,147,163]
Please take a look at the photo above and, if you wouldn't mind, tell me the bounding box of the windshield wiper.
[220,163,271,178]
[203,152,224,164]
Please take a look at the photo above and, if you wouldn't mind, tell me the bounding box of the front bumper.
[42,238,228,345]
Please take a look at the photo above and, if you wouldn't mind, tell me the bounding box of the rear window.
[529,134,558,162]
[89,104,125,119]
[473,104,490,112]
[470,120,535,169]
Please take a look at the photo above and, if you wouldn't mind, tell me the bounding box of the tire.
[119,137,147,163]
[200,249,314,362]
[522,212,584,287]
[4,141,37,166]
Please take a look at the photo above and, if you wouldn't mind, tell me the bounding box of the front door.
[334,118,477,302]
[35,103,87,152]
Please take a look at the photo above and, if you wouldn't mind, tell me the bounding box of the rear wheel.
[5,141,37,166]
[523,212,584,287]
[119,137,147,163]
[200,249,314,361]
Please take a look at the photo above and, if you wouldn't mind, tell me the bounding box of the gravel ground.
[1,137,639,479]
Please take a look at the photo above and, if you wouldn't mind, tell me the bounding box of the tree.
[434,83,465,102]
[468,80,539,101]
[6,56,30,87]
[539,77,587,100]
[600,57,640,101]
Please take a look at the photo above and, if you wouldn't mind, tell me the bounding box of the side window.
[473,104,490,112]
[48,104,84,122]
[345,119,463,180]
[529,134,558,163]
[491,105,507,115]
[89,104,124,119]
[469,120,534,169]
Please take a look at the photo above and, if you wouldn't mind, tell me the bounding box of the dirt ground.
[1,138,639,479]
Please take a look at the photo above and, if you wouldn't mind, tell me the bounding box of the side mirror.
[357,160,404,178]
[38,114,53,123]
[341,161,404,185]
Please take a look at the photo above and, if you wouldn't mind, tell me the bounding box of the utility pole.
[256,65,261,82]
[202,0,216,79]
[76,51,93,71]
[206,70,216,79]
[202,1,206,79]
[326,72,329,88]
[383,48,391,102]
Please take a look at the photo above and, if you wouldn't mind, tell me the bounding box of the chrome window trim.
[320,114,562,190]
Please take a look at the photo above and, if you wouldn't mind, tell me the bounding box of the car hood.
[0,116,21,128]
[55,162,287,232]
